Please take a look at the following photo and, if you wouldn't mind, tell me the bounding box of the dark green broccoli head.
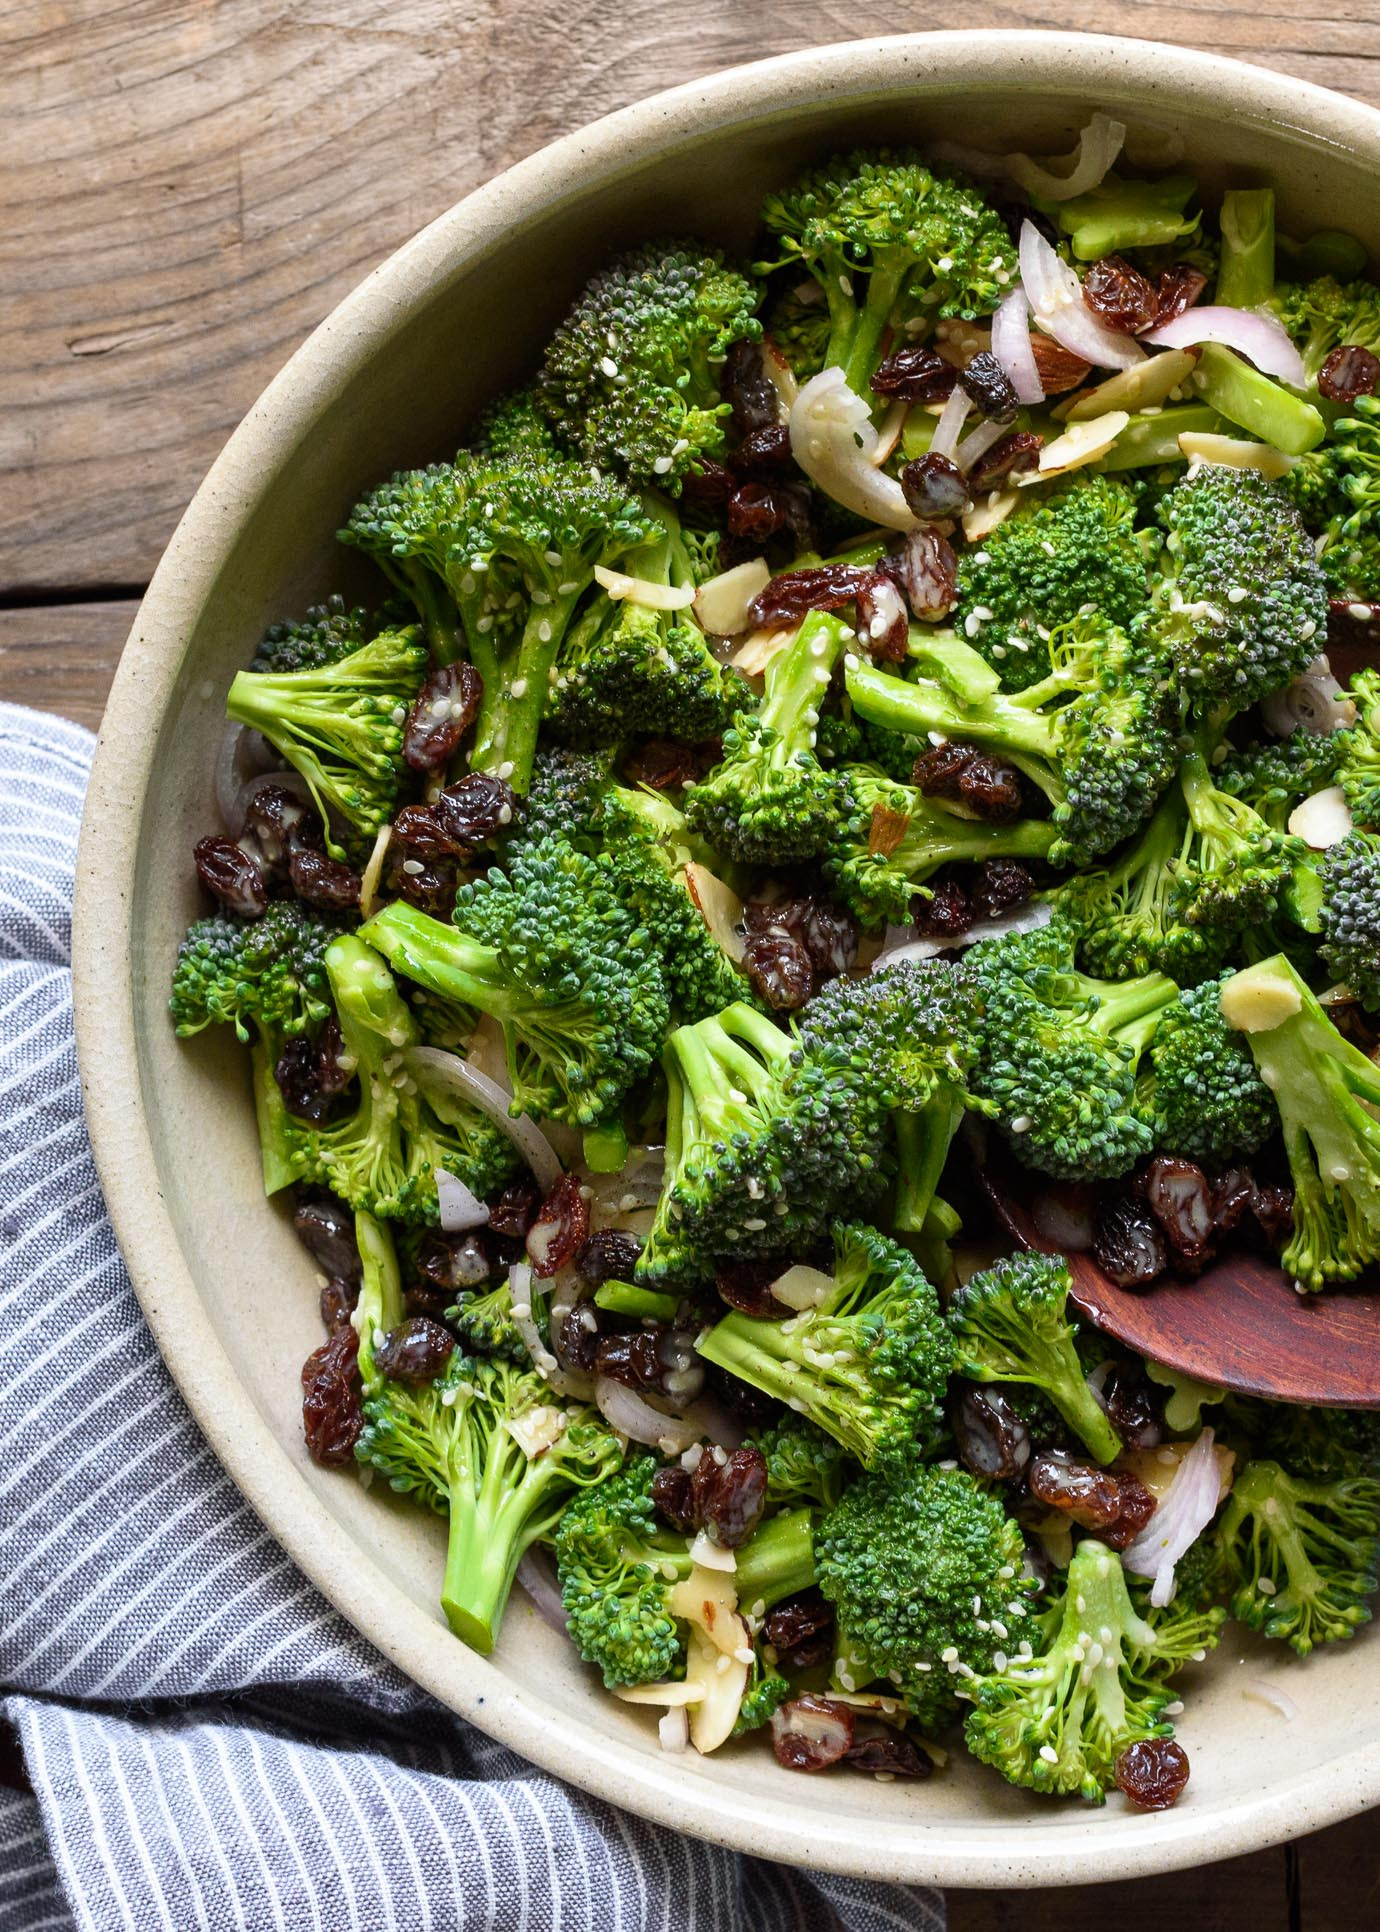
[1226,1401,1380,1485]
[947,1251,1122,1465]
[751,1415,853,1513]
[1274,276,1380,386]
[548,597,740,748]
[1148,973,1278,1167]
[815,1462,1032,1732]
[538,242,762,491]
[448,1276,538,1365]
[554,1454,692,1688]
[473,382,563,461]
[1214,730,1345,831]
[954,477,1149,693]
[1149,465,1327,716]
[338,462,476,661]
[1339,667,1380,830]
[251,595,375,675]
[1217,1457,1380,1655]
[1320,829,1380,1007]
[762,279,832,382]
[1172,739,1309,934]
[796,956,982,1117]
[969,918,1176,1183]
[169,901,341,1041]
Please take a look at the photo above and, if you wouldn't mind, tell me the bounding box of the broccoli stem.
[471,585,584,791]
[354,1209,404,1387]
[733,1506,817,1610]
[250,1036,300,1196]
[440,1442,566,1652]
[592,1280,681,1321]
[845,659,1059,792]
[1216,190,1276,311]
[841,257,910,401]
[1191,344,1325,455]
[1097,404,1225,470]
[760,609,849,741]
[892,1096,964,1235]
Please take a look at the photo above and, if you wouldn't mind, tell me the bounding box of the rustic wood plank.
[0,599,137,730]
[950,1844,1290,1932]
[1291,1808,1380,1929]
[4,0,1380,597]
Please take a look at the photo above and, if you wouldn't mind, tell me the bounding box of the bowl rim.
[73,28,1380,1884]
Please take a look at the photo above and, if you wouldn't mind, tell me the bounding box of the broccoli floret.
[969,919,1177,1183]
[641,1001,888,1283]
[1338,667,1380,830]
[537,242,762,491]
[169,901,339,1042]
[732,1650,795,1737]
[1147,974,1278,1166]
[361,836,670,1127]
[338,462,476,664]
[953,477,1149,692]
[277,935,519,1221]
[224,625,429,857]
[815,703,926,784]
[1297,398,1380,600]
[473,382,563,461]
[795,959,984,1235]
[697,1222,952,1473]
[750,1415,853,1513]
[1172,730,1310,931]
[1051,172,1200,263]
[683,610,855,865]
[759,151,1012,398]
[447,1276,533,1364]
[1215,730,1346,828]
[547,508,740,745]
[947,1251,1122,1465]
[1216,1458,1380,1655]
[1147,464,1327,717]
[815,1463,1033,1734]
[1220,952,1380,1289]
[251,595,375,675]
[964,1537,1224,1803]
[846,613,1179,871]
[762,279,832,382]
[1274,276,1380,387]
[1318,829,1380,1006]
[555,1455,816,1688]
[358,1345,624,1653]
[679,525,724,587]
[1226,1401,1380,1484]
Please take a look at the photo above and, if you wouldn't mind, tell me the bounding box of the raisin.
[763,1588,836,1672]
[1152,265,1209,329]
[1091,1193,1167,1289]
[288,845,361,911]
[770,1696,856,1772]
[650,1463,698,1532]
[748,563,873,630]
[244,784,322,873]
[275,1021,353,1125]
[678,457,734,513]
[489,1178,539,1240]
[744,898,857,981]
[959,349,1019,424]
[435,773,516,846]
[372,1316,455,1385]
[1143,1155,1215,1266]
[558,1303,601,1374]
[403,1283,453,1324]
[1083,255,1160,335]
[899,453,969,521]
[301,1326,363,1466]
[1320,344,1380,402]
[742,932,814,1012]
[951,1383,1032,1481]
[1027,1450,1125,1530]
[594,1329,667,1393]
[320,1279,358,1329]
[1029,335,1093,394]
[415,1229,491,1292]
[622,739,720,790]
[403,662,483,772]
[701,1359,782,1428]
[912,879,971,939]
[1115,1737,1190,1810]
[701,1444,768,1550]
[968,430,1043,493]
[1101,1361,1163,1451]
[1210,1165,1258,1236]
[879,528,957,622]
[969,858,1036,922]
[575,1229,643,1287]
[844,1730,932,1779]
[855,572,911,662]
[526,1174,590,1278]
[724,339,780,434]
[911,740,1024,823]
[194,835,268,917]
[727,481,812,545]
[730,424,793,477]
[391,803,465,859]
[870,346,958,403]
[1250,1182,1294,1249]
[714,1257,788,1317]
[1101,1473,1158,1551]
[387,855,458,916]
[293,1190,362,1284]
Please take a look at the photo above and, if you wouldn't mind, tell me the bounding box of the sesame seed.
[599,356,619,378]
[1039,1744,1059,1765]
[510,677,528,700]
[653,455,674,475]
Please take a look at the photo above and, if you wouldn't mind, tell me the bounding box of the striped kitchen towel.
[0,702,944,1932]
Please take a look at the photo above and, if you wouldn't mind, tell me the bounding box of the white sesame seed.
[510,677,528,700]
[1039,1744,1059,1765]
[600,357,619,378]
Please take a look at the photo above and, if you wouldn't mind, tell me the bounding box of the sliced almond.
[593,563,697,610]
[731,625,795,676]
[614,1680,706,1707]
[1021,410,1130,480]
[962,489,1021,540]
[668,1564,741,1656]
[693,558,771,636]
[358,823,392,921]
[684,862,746,963]
[767,1263,837,1312]
[1219,962,1303,1034]
[871,399,909,466]
[1060,348,1198,422]
[685,1624,750,1755]
[1179,432,1297,480]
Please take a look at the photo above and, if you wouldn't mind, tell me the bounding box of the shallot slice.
[1143,306,1307,388]
[1122,1428,1226,1607]
[990,287,1045,405]
[1019,221,1144,372]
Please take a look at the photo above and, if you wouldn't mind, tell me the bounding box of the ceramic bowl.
[74,30,1380,1884]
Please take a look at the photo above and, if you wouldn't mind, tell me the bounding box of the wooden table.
[4,2,1378,1920]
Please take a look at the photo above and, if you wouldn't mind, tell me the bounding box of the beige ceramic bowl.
[74,29,1380,1885]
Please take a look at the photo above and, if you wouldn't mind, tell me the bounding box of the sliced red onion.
[594,1374,702,1454]
[515,1548,569,1635]
[509,1261,592,1399]
[1260,656,1355,736]
[1019,221,1144,372]
[991,288,1045,405]
[789,368,921,530]
[215,721,283,833]
[227,767,315,840]
[434,1167,490,1233]
[584,1146,666,1221]
[870,899,1051,968]
[1122,1427,1224,1608]
[929,385,974,462]
[954,416,1010,473]
[1143,307,1306,387]
[406,1046,562,1191]
[1006,113,1126,201]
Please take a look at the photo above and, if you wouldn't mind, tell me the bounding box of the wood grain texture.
[4,0,1380,595]
[0,600,136,731]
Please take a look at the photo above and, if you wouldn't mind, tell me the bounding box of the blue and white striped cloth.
[0,701,944,1932]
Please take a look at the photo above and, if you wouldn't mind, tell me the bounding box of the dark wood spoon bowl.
[982,1165,1380,1408]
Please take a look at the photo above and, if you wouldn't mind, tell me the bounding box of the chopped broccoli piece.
[338,462,475,664]
[1319,829,1380,1007]
[1338,667,1380,829]
[169,901,339,1042]
[1148,974,1278,1167]
[251,595,375,675]
[1052,173,1199,263]
[473,382,563,461]
[762,279,832,382]
[948,1251,1123,1465]
[1216,1458,1380,1654]
[1172,729,1310,932]
[1286,397,1380,600]
[1273,275,1380,388]
[750,1416,853,1513]
[1215,188,1275,310]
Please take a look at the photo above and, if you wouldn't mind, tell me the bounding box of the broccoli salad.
[173,112,1380,1812]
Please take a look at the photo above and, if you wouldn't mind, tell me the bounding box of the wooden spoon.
[981,1161,1380,1408]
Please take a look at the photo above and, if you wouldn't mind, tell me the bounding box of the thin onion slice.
[1122,1427,1225,1608]
[1179,432,1296,479]
[434,1167,489,1232]
[789,368,920,530]
[515,1547,569,1635]
[1019,221,1144,372]
[215,721,283,832]
[358,823,392,921]
[510,1261,593,1399]
[954,416,1009,473]
[991,287,1045,404]
[929,385,973,461]
[1144,306,1307,387]
[1243,1680,1299,1721]
[1006,112,1126,201]
[871,899,1051,968]
[594,1374,702,1454]
[405,1045,562,1190]
[870,399,909,466]
[1261,656,1355,736]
